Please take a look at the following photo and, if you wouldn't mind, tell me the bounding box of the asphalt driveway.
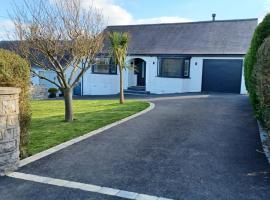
[0,94,270,200]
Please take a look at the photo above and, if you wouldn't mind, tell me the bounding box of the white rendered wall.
[147,57,202,94]
[82,69,120,95]
[31,67,41,85]
[145,56,246,95]
[31,67,58,89]
[33,56,247,95]
[31,66,83,96]
[82,56,156,95]
[127,63,137,87]
[31,65,119,96]
[82,56,155,95]
[240,64,247,94]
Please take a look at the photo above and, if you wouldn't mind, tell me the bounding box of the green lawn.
[29,100,149,156]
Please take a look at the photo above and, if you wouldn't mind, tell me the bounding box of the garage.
[202,59,243,94]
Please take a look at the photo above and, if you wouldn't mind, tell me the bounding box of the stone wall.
[31,85,48,100]
[0,87,21,176]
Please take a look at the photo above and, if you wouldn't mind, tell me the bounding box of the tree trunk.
[119,68,125,104]
[63,87,74,122]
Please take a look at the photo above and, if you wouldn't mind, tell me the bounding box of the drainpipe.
[81,73,84,96]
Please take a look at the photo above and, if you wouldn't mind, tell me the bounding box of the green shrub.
[48,88,58,98]
[244,14,270,117]
[48,88,58,94]
[253,36,270,130]
[0,49,31,158]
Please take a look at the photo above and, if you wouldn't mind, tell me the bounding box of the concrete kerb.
[19,102,155,167]
[144,94,210,102]
[7,172,174,200]
[257,121,270,165]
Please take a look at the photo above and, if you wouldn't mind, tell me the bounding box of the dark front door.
[135,60,146,86]
[202,59,243,94]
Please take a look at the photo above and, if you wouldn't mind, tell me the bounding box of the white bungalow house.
[1,18,258,96]
[78,18,257,95]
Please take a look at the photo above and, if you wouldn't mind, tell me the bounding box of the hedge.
[0,49,31,158]
[253,37,270,130]
[244,14,270,118]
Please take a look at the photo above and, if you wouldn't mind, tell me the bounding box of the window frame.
[92,58,117,75]
[157,57,191,78]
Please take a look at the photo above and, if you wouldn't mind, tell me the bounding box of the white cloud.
[134,16,191,25]
[0,0,191,40]
[82,0,133,25]
[0,19,15,40]
[82,0,191,25]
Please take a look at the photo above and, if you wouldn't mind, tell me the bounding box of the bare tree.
[11,0,104,122]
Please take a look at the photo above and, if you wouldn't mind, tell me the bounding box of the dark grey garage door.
[202,59,243,94]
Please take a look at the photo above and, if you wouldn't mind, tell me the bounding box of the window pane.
[160,58,183,77]
[93,58,117,74]
[184,59,190,77]
[93,64,110,74]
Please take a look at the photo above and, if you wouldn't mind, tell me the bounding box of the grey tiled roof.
[103,19,258,55]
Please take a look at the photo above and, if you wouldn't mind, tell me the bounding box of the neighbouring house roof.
[103,18,258,56]
[0,41,72,67]
[0,41,18,51]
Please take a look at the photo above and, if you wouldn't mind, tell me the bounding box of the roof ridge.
[107,18,258,28]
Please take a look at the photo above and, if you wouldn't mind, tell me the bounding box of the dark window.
[158,58,190,78]
[92,58,117,74]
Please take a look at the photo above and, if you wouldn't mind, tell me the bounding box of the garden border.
[19,102,155,167]
[257,121,270,165]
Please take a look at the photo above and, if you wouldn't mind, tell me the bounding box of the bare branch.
[11,0,105,121]
[12,0,105,90]
[31,69,61,88]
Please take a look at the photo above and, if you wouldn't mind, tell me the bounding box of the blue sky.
[0,0,269,39]
[118,0,266,21]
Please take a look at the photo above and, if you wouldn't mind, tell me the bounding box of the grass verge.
[29,100,149,155]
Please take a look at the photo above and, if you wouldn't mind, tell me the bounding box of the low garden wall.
[31,85,48,100]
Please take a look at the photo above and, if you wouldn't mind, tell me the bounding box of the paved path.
[0,95,270,200]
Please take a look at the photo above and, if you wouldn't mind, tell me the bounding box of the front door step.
[124,86,149,95]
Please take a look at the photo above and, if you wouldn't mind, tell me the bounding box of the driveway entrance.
[1,95,269,200]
